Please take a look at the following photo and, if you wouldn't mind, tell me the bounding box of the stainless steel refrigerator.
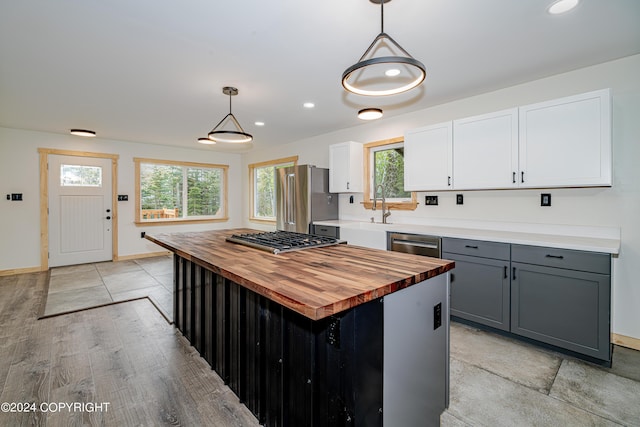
[276,165,338,233]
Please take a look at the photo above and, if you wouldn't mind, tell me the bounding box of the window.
[363,137,417,210]
[60,164,102,187]
[248,156,298,222]
[134,158,228,224]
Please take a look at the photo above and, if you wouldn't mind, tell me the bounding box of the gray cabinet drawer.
[312,224,340,238]
[442,238,510,260]
[511,245,610,274]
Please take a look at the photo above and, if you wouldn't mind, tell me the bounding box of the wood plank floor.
[0,272,260,426]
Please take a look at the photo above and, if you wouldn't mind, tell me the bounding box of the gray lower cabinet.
[511,245,611,361]
[443,238,511,331]
[444,238,612,363]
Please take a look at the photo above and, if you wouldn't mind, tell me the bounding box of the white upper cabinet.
[453,108,519,190]
[329,141,363,193]
[518,89,612,188]
[404,122,453,191]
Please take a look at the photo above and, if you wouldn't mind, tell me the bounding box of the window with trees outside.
[134,158,228,223]
[249,156,298,222]
[363,137,417,210]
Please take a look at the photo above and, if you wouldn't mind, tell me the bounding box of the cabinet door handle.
[545,254,564,260]
[512,267,517,280]
[448,176,451,186]
[512,172,516,184]
[521,171,525,183]
[504,266,508,279]
[464,245,478,249]
[347,182,350,190]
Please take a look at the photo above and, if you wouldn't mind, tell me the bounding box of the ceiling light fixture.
[342,0,426,96]
[548,0,579,14]
[207,86,253,143]
[303,102,315,109]
[358,108,383,120]
[70,129,96,137]
[198,137,216,145]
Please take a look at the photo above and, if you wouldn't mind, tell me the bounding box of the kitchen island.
[146,229,454,427]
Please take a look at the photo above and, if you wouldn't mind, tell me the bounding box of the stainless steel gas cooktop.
[226,231,340,254]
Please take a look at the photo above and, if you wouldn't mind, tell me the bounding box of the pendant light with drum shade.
[342,0,426,97]
[206,86,253,143]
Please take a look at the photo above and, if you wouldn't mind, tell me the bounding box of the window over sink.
[363,137,417,210]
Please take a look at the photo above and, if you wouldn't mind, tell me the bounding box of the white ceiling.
[1,0,639,153]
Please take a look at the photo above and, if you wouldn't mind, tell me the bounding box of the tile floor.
[43,255,173,319]
[444,322,640,426]
[41,256,640,426]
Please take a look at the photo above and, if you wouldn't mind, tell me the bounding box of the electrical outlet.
[456,194,464,205]
[425,195,438,206]
[541,193,551,207]
[434,303,442,330]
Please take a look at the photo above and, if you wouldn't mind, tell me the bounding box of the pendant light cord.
[380,0,384,33]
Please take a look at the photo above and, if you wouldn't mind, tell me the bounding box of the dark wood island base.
[147,229,454,426]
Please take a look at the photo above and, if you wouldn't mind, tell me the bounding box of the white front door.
[48,154,113,267]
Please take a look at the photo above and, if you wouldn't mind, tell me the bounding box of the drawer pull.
[464,245,478,249]
[545,254,565,260]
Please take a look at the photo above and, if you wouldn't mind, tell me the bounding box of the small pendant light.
[208,86,253,143]
[342,0,426,97]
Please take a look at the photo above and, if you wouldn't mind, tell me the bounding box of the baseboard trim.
[0,266,44,277]
[612,333,640,351]
[115,251,172,261]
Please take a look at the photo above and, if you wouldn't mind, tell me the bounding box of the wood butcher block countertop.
[146,229,454,321]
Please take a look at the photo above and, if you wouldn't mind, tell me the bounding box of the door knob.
[106,216,111,220]
[106,209,111,213]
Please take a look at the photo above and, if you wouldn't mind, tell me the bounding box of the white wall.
[243,54,640,341]
[0,128,243,270]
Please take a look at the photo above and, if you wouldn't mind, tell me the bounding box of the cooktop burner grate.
[226,231,340,254]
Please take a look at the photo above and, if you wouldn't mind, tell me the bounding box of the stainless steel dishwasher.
[387,232,441,258]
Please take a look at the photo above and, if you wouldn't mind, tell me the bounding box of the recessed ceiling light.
[548,0,579,14]
[254,121,265,126]
[358,108,383,120]
[198,137,216,145]
[69,129,96,137]
[303,102,315,109]
[385,69,401,77]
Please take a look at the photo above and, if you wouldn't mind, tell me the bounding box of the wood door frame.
[38,148,119,271]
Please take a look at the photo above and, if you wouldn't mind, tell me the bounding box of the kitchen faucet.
[372,184,392,224]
